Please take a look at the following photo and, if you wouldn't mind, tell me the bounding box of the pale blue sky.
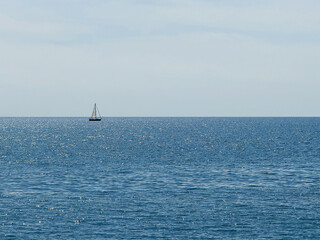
[0,0,320,116]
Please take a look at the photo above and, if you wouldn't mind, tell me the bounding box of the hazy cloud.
[0,0,319,116]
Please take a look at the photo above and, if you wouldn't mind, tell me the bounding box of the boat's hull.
[89,118,102,121]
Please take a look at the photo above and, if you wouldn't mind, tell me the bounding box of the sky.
[0,0,320,117]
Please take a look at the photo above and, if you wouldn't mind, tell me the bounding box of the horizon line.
[1,116,320,118]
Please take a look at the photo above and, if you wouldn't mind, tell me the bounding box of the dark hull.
[89,118,102,121]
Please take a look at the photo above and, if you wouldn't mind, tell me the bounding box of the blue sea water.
[0,117,319,239]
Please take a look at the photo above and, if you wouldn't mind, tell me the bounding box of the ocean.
[0,117,319,239]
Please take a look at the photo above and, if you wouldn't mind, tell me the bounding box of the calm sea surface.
[0,118,319,239]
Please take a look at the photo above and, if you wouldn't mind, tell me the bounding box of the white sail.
[89,103,101,121]
[91,103,97,118]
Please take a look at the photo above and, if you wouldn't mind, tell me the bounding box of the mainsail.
[89,103,102,121]
[91,103,97,118]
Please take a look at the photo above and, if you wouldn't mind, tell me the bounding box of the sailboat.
[89,103,102,121]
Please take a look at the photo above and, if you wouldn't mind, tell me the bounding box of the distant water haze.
[0,0,320,117]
